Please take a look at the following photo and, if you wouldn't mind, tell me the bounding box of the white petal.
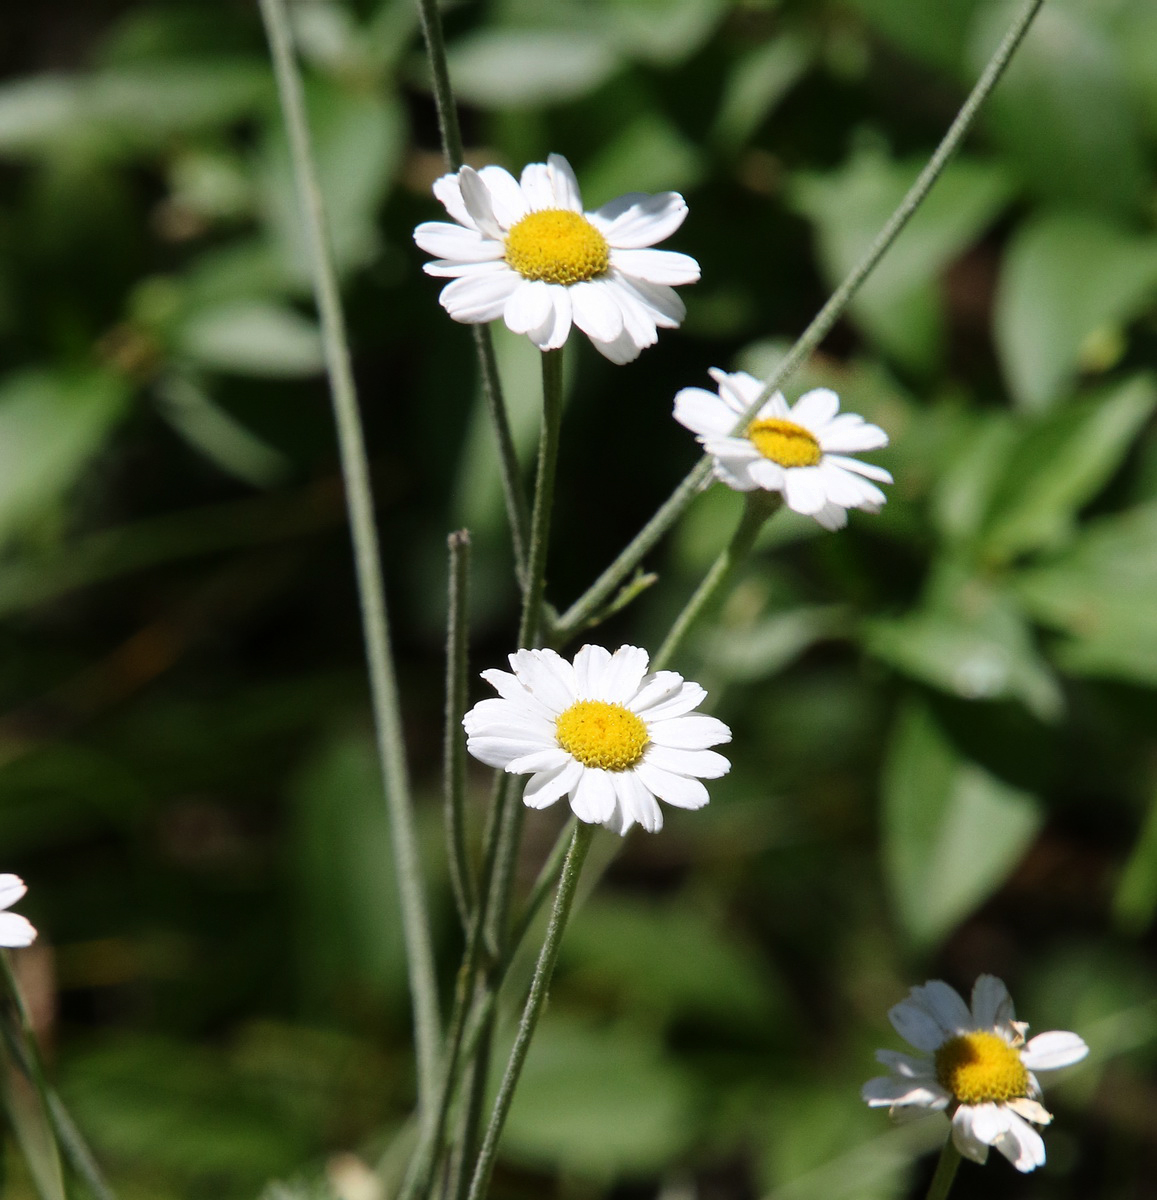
[712,369,765,415]
[673,388,735,438]
[589,327,643,364]
[746,458,787,492]
[825,454,894,484]
[572,644,613,696]
[911,981,973,1034]
[600,645,651,703]
[591,191,688,248]
[476,165,526,227]
[458,167,503,238]
[1008,1098,1052,1126]
[861,1077,946,1109]
[510,649,577,711]
[713,459,759,492]
[790,387,840,429]
[631,676,705,719]
[461,700,554,742]
[527,288,572,350]
[812,501,849,531]
[570,768,617,824]
[0,875,28,911]
[547,153,583,211]
[610,281,658,349]
[783,466,829,515]
[480,668,553,716]
[993,1110,1046,1172]
[432,172,473,228]
[523,758,584,809]
[570,279,624,344]
[888,999,947,1052]
[0,912,36,948]
[506,746,571,774]
[645,744,730,779]
[875,1049,937,1080]
[818,461,884,510]
[413,222,504,263]
[648,714,732,750]
[613,771,663,834]
[1020,1030,1089,1071]
[634,762,710,809]
[950,1106,992,1164]
[611,248,700,286]
[504,280,554,334]
[617,276,685,327]
[819,413,889,453]
[519,161,555,211]
[440,267,520,323]
[971,974,1015,1029]
[467,735,549,769]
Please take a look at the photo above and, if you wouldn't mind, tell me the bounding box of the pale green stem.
[258,0,441,1120]
[446,1011,493,1200]
[444,530,475,928]
[924,1138,962,1200]
[414,0,530,580]
[553,0,1045,640]
[653,492,780,672]
[0,954,117,1200]
[506,817,577,961]
[465,823,595,1200]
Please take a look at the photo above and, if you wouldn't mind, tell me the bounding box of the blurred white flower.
[414,153,699,363]
[674,369,892,530]
[463,644,730,835]
[0,875,37,948]
[862,975,1088,1173]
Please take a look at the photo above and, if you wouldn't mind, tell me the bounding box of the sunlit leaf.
[175,301,324,378]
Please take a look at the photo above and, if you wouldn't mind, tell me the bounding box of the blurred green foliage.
[0,0,1156,1197]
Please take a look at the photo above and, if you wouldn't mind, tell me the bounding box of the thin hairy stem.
[554,0,1045,640]
[466,823,595,1200]
[924,1139,962,1200]
[259,0,441,1118]
[444,530,475,928]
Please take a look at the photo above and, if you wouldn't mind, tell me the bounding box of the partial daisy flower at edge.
[0,875,37,948]
[413,153,699,364]
[674,368,892,530]
[862,975,1088,1173]
[462,644,730,835]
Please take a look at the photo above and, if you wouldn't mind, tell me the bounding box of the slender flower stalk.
[653,491,780,672]
[258,0,441,1119]
[466,822,596,1200]
[925,1139,962,1200]
[553,0,1045,640]
[444,530,475,928]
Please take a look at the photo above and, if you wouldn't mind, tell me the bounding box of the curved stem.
[259,0,441,1118]
[924,1138,962,1200]
[653,492,779,672]
[553,0,1045,640]
[466,823,595,1200]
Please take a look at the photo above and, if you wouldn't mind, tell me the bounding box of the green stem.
[0,954,117,1200]
[506,817,576,963]
[444,530,475,928]
[924,1138,962,1200]
[258,0,441,1120]
[652,492,779,672]
[446,1011,493,1200]
[415,0,530,581]
[465,823,595,1200]
[552,0,1044,641]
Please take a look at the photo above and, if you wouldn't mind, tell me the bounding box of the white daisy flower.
[862,975,1088,1173]
[673,369,893,530]
[462,644,731,835]
[0,875,37,948]
[413,153,699,364]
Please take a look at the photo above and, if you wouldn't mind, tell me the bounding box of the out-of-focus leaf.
[600,0,726,64]
[1113,783,1157,937]
[970,0,1149,216]
[701,605,846,682]
[979,375,1157,559]
[502,1015,696,1179]
[994,213,1157,411]
[0,76,79,153]
[0,368,131,549]
[1110,2,1157,138]
[262,78,404,282]
[713,34,812,151]
[931,411,1018,544]
[883,700,1042,949]
[1014,502,1157,685]
[791,148,1010,371]
[175,301,324,378]
[581,112,703,204]
[445,30,621,108]
[3,1066,66,1200]
[844,0,977,76]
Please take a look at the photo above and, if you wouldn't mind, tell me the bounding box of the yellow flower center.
[504,209,610,285]
[747,418,823,468]
[555,700,649,771]
[935,1031,1029,1105]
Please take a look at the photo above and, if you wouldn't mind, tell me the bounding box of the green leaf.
[791,148,1010,371]
[580,112,703,205]
[1113,784,1157,937]
[600,0,727,65]
[994,213,1157,411]
[970,0,1150,216]
[713,34,813,151]
[844,0,979,76]
[0,368,130,549]
[175,301,324,378]
[883,700,1042,949]
[979,375,1157,559]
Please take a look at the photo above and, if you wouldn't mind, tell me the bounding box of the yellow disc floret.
[747,418,823,468]
[504,209,610,285]
[555,700,649,771]
[935,1031,1030,1105]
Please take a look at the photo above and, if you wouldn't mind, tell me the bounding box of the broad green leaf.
[844,0,980,76]
[701,606,847,682]
[1014,502,1157,685]
[970,1,1149,216]
[175,301,324,378]
[0,368,131,549]
[994,213,1157,411]
[930,411,1018,544]
[979,375,1157,559]
[600,0,727,65]
[445,30,621,108]
[883,700,1042,949]
[713,34,813,150]
[791,148,1010,371]
[580,112,703,205]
